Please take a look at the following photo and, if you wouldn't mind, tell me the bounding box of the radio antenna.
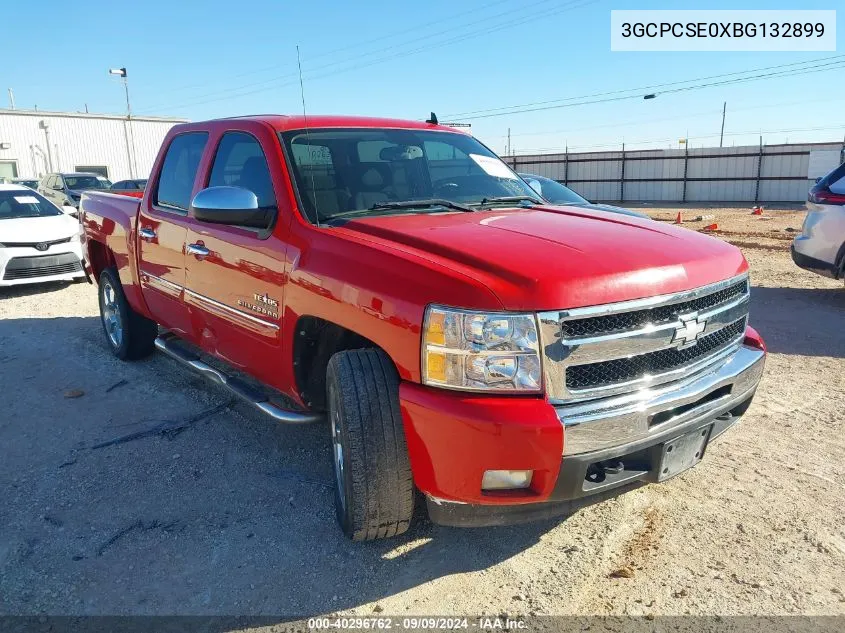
[297,45,320,228]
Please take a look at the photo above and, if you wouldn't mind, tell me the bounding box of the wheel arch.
[87,240,116,283]
[87,238,152,318]
[292,315,396,411]
[835,240,845,279]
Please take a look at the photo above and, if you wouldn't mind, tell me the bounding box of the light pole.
[110,67,137,178]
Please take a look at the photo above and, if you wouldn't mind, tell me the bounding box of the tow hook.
[585,460,625,484]
[599,460,625,475]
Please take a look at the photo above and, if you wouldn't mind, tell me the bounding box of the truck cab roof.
[172,114,465,134]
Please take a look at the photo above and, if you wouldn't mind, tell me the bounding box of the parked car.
[519,173,650,219]
[38,172,112,214]
[792,162,845,282]
[80,115,766,540]
[111,179,148,193]
[11,178,39,190]
[0,184,85,286]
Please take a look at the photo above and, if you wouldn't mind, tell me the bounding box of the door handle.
[139,227,156,240]
[187,243,210,258]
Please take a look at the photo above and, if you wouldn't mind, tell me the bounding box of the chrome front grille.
[565,318,746,390]
[561,280,748,338]
[539,274,750,403]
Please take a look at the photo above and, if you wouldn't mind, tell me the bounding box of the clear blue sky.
[4,0,843,154]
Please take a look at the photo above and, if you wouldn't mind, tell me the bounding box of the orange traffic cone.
[751,206,763,215]
[702,223,718,231]
[674,211,682,224]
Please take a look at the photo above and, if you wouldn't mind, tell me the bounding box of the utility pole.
[7,88,14,110]
[719,101,726,148]
[507,128,511,156]
[38,121,54,171]
[110,67,137,178]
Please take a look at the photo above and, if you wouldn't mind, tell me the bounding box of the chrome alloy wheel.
[101,279,123,349]
[329,387,347,511]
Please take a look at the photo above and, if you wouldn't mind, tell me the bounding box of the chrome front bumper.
[557,344,765,455]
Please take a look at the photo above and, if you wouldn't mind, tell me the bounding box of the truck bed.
[80,191,144,305]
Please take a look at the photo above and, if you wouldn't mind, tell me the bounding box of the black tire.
[97,267,158,360]
[326,349,414,541]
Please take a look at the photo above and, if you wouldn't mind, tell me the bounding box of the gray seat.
[355,168,390,210]
[303,171,351,219]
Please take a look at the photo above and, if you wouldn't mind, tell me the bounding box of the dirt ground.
[0,204,843,621]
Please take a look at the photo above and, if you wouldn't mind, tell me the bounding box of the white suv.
[792,162,845,282]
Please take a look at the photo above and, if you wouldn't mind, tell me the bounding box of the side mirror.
[54,183,64,191]
[62,205,77,215]
[190,186,272,229]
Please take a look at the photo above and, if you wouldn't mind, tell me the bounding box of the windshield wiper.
[476,195,542,208]
[370,199,474,213]
[322,199,474,226]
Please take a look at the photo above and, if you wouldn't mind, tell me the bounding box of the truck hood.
[338,205,748,311]
[0,214,79,243]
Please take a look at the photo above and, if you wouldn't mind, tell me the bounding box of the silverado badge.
[237,293,279,320]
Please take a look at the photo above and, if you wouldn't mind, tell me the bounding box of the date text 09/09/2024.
[307,617,527,630]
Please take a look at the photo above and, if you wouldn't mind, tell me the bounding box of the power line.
[507,108,723,138]
[513,124,845,154]
[442,54,845,120]
[452,59,845,121]
[153,0,519,99]
[505,95,845,142]
[138,0,591,114]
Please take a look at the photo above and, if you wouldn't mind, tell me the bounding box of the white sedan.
[0,184,85,287]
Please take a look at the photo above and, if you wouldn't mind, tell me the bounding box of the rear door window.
[155,132,208,212]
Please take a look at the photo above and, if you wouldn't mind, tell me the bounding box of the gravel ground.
[0,205,843,621]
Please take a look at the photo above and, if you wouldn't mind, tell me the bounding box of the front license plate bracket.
[657,425,712,482]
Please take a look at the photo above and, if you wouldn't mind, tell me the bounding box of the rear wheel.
[326,349,414,541]
[98,267,157,360]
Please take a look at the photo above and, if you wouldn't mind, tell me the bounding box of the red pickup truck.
[80,115,766,540]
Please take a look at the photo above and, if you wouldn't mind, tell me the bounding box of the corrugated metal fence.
[502,141,845,203]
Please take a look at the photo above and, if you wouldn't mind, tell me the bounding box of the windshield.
[0,189,63,219]
[280,128,539,224]
[64,175,111,190]
[520,174,588,205]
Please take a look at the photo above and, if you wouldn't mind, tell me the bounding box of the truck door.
[183,130,287,385]
[137,132,208,340]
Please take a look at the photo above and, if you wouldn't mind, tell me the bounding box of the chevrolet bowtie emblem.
[673,314,707,349]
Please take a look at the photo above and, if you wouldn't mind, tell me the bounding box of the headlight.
[422,306,541,392]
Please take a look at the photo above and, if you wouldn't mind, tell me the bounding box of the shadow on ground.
[0,316,560,619]
[750,285,844,358]
[0,280,79,300]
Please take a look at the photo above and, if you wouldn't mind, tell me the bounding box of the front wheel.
[326,349,414,541]
[98,267,158,360]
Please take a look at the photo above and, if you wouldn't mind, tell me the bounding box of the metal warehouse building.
[0,109,186,182]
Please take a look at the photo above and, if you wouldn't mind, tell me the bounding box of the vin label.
[611,10,836,51]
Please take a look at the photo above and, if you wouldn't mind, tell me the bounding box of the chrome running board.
[154,333,323,424]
